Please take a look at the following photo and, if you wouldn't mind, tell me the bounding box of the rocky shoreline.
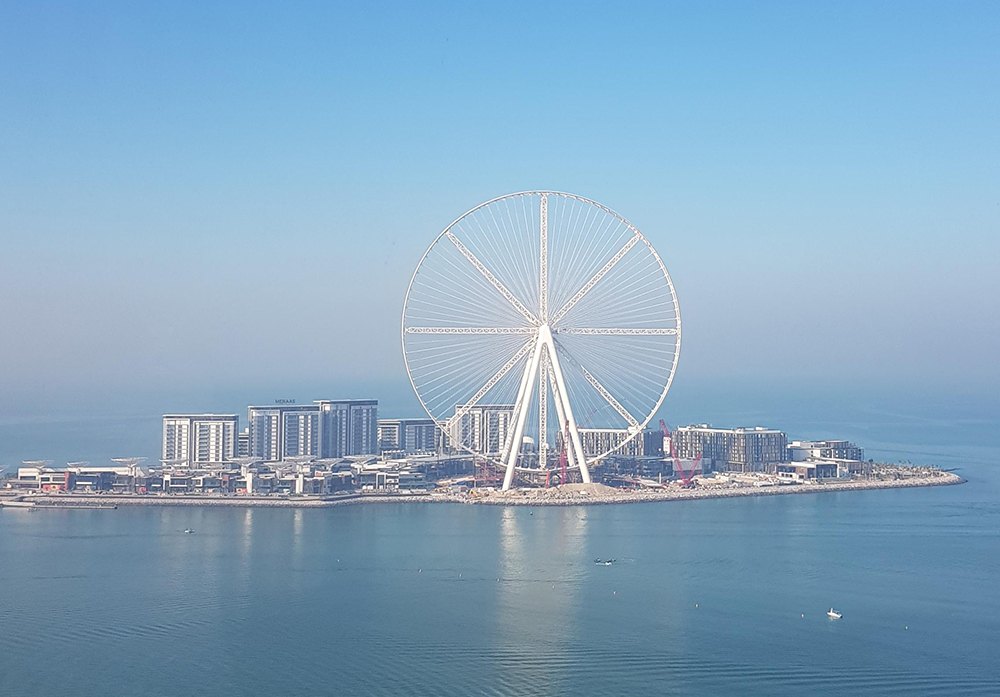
[3,471,964,509]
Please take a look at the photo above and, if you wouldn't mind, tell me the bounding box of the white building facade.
[248,400,378,462]
[449,404,513,456]
[378,418,440,454]
[162,414,239,467]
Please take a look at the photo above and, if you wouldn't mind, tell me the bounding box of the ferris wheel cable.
[552,220,624,324]
[563,332,677,372]
[476,203,524,308]
[552,202,619,308]
[412,339,526,384]
[412,347,523,383]
[492,198,539,313]
[563,210,631,302]
[420,340,536,378]
[550,233,643,325]
[477,216,537,325]
[558,220,636,306]
[549,196,588,295]
[443,231,538,325]
[554,338,667,415]
[409,340,528,399]
[579,366,641,429]
[567,237,660,295]
[447,338,535,424]
[507,195,541,299]
[427,248,529,323]
[423,362,522,409]
[430,355,525,406]
[564,278,676,328]
[485,195,534,307]
[550,197,601,306]
[559,250,667,319]
[468,206,528,309]
[556,262,666,328]
[413,260,510,324]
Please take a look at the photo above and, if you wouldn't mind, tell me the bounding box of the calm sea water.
[1,392,999,696]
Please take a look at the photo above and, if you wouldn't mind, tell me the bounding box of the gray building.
[577,428,663,460]
[317,399,378,457]
[247,404,320,462]
[162,414,239,467]
[673,425,788,473]
[248,400,377,462]
[378,418,440,454]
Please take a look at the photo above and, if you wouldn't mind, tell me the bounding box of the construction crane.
[544,421,571,488]
[660,420,701,488]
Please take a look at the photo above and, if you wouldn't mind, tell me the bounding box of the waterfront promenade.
[1,467,963,509]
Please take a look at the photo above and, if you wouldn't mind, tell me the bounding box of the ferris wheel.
[402,191,681,489]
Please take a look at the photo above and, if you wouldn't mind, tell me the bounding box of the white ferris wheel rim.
[401,190,682,483]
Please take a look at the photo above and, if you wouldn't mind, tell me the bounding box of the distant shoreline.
[2,472,964,509]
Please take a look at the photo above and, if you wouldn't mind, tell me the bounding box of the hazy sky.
[1,1,998,418]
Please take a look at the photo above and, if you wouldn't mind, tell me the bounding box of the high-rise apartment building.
[247,404,320,462]
[248,400,378,462]
[378,418,440,454]
[162,414,239,467]
[317,399,378,457]
[449,405,513,456]
[673,425,788,473]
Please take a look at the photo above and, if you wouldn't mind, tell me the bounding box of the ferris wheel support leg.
[541,326,591,484]
[502,337,544,491]
[537,351,549,470]
[546,363,582,478]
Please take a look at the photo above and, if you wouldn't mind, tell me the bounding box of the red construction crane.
[660,420,700,487]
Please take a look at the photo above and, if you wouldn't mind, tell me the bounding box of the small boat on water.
[594,558,617,566]
[184,528,195,534]
[827,608,843,619]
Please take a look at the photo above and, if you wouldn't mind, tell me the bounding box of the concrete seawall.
[8,472,963,509]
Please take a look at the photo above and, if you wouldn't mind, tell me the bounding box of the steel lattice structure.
[402,191,681,489]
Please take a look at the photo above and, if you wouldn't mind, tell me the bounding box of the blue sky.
[1,1,998,418]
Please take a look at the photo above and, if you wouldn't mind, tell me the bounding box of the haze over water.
[2,394,999,696]
[3,2,999,695]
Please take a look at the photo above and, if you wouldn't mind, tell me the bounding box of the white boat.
[184,528,195,534]
[827,608,842,619]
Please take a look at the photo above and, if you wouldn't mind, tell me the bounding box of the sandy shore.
[4,471,963,509]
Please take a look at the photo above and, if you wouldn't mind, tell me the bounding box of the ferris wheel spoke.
[539,193,549,321]
[580,366,640,431]
[444,231,538,325]
[555,327,678,336]
[447,337,535,428]
[405,327,536,335]
[550,233,640,325]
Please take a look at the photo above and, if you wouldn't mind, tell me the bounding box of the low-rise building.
[776,461,840,482]
[577,428,663,460]
[788,439,864,462]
